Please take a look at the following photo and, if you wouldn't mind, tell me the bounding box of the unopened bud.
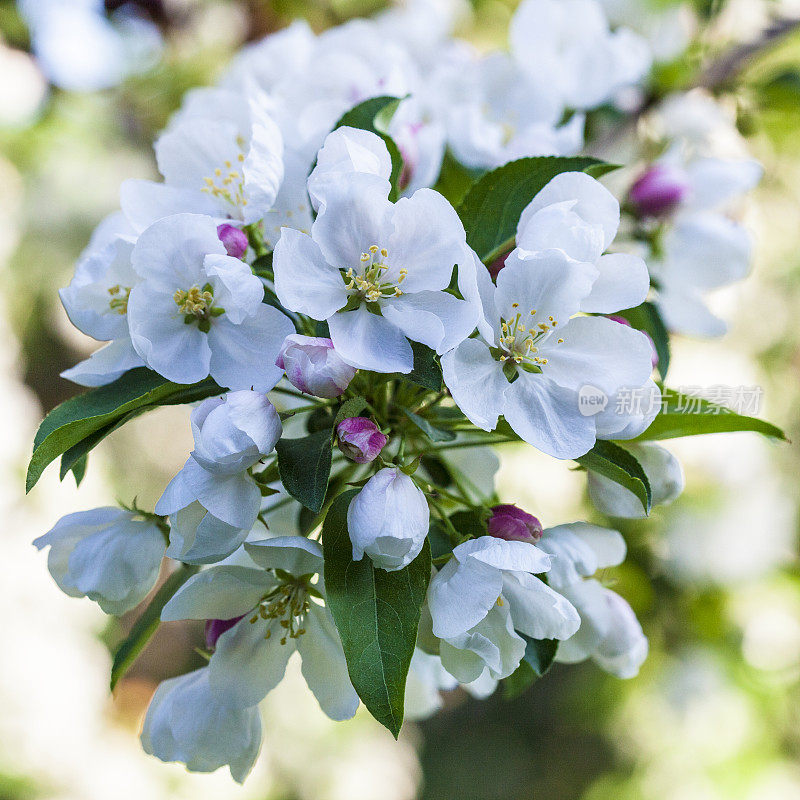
[629,164,690,218]
[276,334,356,398]
[488,504,543,543]
[336,417,387,463]
[217,224,249,259]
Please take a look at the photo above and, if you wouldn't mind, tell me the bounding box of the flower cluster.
[29,0,773,784]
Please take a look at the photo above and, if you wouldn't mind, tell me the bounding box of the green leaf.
[457,156,618,263]
[333,396,369,428]
[330,95,404,200]
[402,408,456,442]
[251,252,273,280]
[575,440,652,514]
[432,149,485,206]
[521,634,558,676]
[636,388,788,442]
[276,429,333,513]
[616,301,670,380]
[110,563,200,691]
[396,341,442,392]
[448,508,489,540]
[63,453,88,487]
[28,368,222,493]
[322,489,431,738]
[502,659,536,700]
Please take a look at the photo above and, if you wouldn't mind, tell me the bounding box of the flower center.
[201,137,248,209]
[107,284,131,315]
[249,579,312,645]
[497,303,564,372]
[343,244,407,303]
[173,283,224,333]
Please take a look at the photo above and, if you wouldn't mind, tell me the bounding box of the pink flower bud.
[204,616,244,649]
[488,504,543,543]
[607,315,658,369]
[629,164,691,218]
[217,224,249,259]
[276,334,356,398]
[336,417,387,463]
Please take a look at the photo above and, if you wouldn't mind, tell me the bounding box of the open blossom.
[161,537,359,720]
[428,537,580,683]
[59,222,145,386]
[276,334,356,398]
[141,667,262,783]
[537,522,648,678]
[273,173,478,374]
[127,213,294,390]
[348,467,429,570]
[156,391,282,564]
[588,442,684,518]
[336,416,387,463]
[121,88,284,231]
[33,507,165,616]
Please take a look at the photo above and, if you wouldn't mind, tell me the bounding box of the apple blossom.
[347,467,429,571]
[33,507,165,616]
[273,174,478,373]
[161,537,360,719]
[276,334,357,398]
[127,213,294,389]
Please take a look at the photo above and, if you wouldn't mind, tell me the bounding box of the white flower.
[59,221,145,386]
[588,442,684,518]
[120,87,284,230]
[273,173,478,373]
[33,507,165,616]
[347,467,429,571]
[536,522,647,678]
[276,334,357,398]
[404,649,458,721]
[442,252,653,459]
[161,537,360,720]
[427,537,580,683]
[556,580,648,678]
[510,0,651,110]
[446,53,583,170]
[155,391,281,564]
[140,667,262,783]
[127,213,294,389]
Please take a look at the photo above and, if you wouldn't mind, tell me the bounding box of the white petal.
[161,565,277,621]
[166,502,249,565]
[516,202,605,263]
[244,536,324,575]
[297,604,360,720]
[120,179,220,233]
[581,253,649,314]
[538,522,626,588]
[441,338,507,431]
[385,188,466,293]
[203,254,264,324]
[503,371,595,459]
[273,227,348,319]
[381,291,478,355]
[207,304,295,391]
[519,172,620,251]
[502,572,580,640]
[328,307,414,373]
[61,338,145,387]
[209,616,295,707]
[454,536,552,574]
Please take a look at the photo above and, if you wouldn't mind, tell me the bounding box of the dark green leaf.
[251,252,273,280]
[276,429,333,513]
[333,396,369,428]
[64,453,88,487]
[457,156,618,263]
[575,440,652,514]
[432,149,485,206]
[322,489,431,738]
[448,508,489,540]
[395,341,442,392]
[110,563,200,691]
[616,301,670,380]
[306,405,336,433]
[330,95,404,200]
[636,387,788,442]
[521,634,558,676]
[402,408,456,442]
[420,454,453,489]
[502,659,537,700]
[28,368,222,493]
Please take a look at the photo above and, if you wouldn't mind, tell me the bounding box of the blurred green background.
[2,1,800,798]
